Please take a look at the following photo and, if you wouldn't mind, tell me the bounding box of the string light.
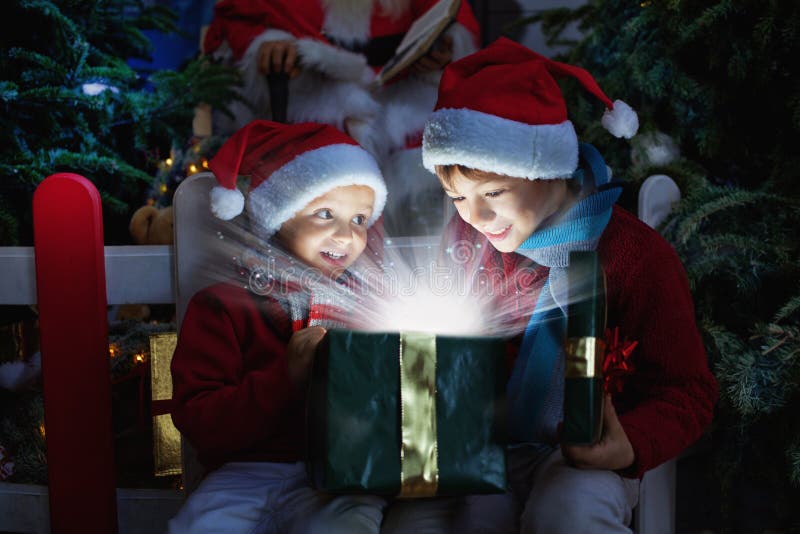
[165,157,173,166]
[188,164,198,174]
[201,159,209,168]
[159,183,168,194]
[108,344,119,358]
[38,423,46,438]
[134,352,147,364]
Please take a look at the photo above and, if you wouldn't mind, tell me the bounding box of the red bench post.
[33,173,118,533]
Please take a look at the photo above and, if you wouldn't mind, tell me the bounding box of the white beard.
[321,0,412,44]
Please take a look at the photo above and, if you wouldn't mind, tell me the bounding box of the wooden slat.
[33,173,118,534]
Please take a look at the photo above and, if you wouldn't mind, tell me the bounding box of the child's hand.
[286,326,327,387]
[560,394,635,471]
[258,40,301,78]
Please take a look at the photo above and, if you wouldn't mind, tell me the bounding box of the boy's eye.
[485,189,505,198]
[352,214,367,226]
[449,196,465,203]
[315,209,333,220]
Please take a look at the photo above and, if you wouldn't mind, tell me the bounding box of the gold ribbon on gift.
[149,332,183,477]
[398,332,439,498]
[564,337,606,378]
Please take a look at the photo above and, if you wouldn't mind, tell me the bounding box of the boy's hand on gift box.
[287,326,327,387]
[258,40,302,78]
[560,394,635,471]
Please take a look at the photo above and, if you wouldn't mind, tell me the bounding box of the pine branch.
[775,295,800,324]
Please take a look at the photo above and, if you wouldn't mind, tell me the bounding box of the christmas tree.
[522,0,800,528]
[0,0,240,245]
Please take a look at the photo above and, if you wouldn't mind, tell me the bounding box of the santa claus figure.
[203,0,480,234]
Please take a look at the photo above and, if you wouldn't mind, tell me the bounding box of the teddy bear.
[129,205,174,246]
[114,205,175,321]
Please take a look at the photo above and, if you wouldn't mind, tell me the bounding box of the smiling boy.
[423,39,718,532]
[168,121,398,532]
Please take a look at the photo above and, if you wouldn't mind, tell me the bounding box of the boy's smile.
[442,169,571,253]
[276,185,375,278]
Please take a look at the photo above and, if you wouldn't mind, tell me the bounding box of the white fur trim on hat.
[601,99,639,139]
[247,144,387,236]
[210,185,245,220]
[422,108,578,180]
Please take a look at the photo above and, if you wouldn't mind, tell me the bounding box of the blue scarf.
[507,143,621,443]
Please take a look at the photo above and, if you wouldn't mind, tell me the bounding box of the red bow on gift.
[603,327,638,394]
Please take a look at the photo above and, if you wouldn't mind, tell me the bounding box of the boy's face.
[276,185,375,279]
[442,169,569,253]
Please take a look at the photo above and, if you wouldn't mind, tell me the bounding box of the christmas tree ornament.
[630,130,680,170]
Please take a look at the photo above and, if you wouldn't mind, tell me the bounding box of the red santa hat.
[422,37,638,179]
[209,121,387,237]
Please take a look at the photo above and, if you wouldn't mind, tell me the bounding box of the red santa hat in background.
[209,120,387,237]
[422,37,638,180]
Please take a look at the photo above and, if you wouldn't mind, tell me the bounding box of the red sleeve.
[170,285,301,460]
[603,210,718,478]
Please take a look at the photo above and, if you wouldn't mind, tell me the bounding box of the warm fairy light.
[189,164,198,174]
[165,157,173,166]
[201,159,209,168]
[39,423,46,438]
[134,352,146,364]
[109,344,119,358]
[160,183,168,194]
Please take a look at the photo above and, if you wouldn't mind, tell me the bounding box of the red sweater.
[171,283,308,470]
[446,205,718,478]
[597,206,717,477]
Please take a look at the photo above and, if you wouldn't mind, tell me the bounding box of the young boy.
[168,121,409,532]
[422,38,718,532]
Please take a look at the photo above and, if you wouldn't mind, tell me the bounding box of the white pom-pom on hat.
[601,100,639,139]
[210,185,245,220]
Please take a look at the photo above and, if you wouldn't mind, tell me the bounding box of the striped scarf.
[507,143,621,444]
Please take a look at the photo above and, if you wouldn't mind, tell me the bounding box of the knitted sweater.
[445,205,718,478]
[171,276,355,470]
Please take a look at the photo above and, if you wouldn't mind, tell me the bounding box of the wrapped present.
[308,330,507,498]
[149,333,182,477]
[563,251,606,445]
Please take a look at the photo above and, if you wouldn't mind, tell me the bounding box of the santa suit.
[204,0,480,234]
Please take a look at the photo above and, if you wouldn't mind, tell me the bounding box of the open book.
[373,0,461,87]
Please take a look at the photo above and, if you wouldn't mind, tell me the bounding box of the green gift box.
[308,330,507,498]
[562,250,606,445]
